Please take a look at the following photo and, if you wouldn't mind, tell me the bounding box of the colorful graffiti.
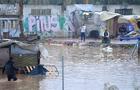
[0,20,20,38]
[23,15,68,33]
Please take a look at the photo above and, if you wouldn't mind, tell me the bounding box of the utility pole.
[19,0,24,37]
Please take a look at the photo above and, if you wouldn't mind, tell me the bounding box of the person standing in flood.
[119,25,127,36]
[102,29,110,46]
[2,57,18,81]
[80,24,87,42]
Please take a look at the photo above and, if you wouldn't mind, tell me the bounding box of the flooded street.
[0,44,140,90]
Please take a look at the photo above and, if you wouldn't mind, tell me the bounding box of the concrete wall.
[0,4,20,38]
[23,5,69,38]
[0,4,140,38]
[0,4,19,15]
[67,5,140,15]
[66,5,140,38]
[22,4,140,38]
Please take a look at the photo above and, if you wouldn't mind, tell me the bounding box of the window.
[115,8,133,15]
[31,9,51,15]
[75,0,84,4]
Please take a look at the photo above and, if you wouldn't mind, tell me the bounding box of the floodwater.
[0,44,140,90]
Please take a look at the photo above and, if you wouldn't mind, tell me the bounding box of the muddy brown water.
[0,45,140,90]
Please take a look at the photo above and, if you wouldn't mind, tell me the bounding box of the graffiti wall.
[0,19,20,38]
[23,15,68,34]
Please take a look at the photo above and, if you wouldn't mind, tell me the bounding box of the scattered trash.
[102,46,113,53]
[45,65,59,77]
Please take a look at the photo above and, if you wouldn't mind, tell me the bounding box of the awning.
[99,11,120,21]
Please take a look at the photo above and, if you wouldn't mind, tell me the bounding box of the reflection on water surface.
[0,45,140,90]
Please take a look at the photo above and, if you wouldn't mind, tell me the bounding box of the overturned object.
[27,64,48,75]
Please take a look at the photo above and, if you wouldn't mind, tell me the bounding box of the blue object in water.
[28,65,48,75]
[120,36,140,41]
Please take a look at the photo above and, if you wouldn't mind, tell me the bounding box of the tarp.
[98,11,120,21]
[0,39,37,52]
[37,43,49,65]
[118,15,140,23]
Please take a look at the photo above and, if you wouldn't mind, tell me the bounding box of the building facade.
[0,0,140,38]
[0,4,20,38]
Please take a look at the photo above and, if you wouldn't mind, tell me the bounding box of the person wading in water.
[2,57,18,81]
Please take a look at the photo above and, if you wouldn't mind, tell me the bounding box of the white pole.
[62,56,64,90]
